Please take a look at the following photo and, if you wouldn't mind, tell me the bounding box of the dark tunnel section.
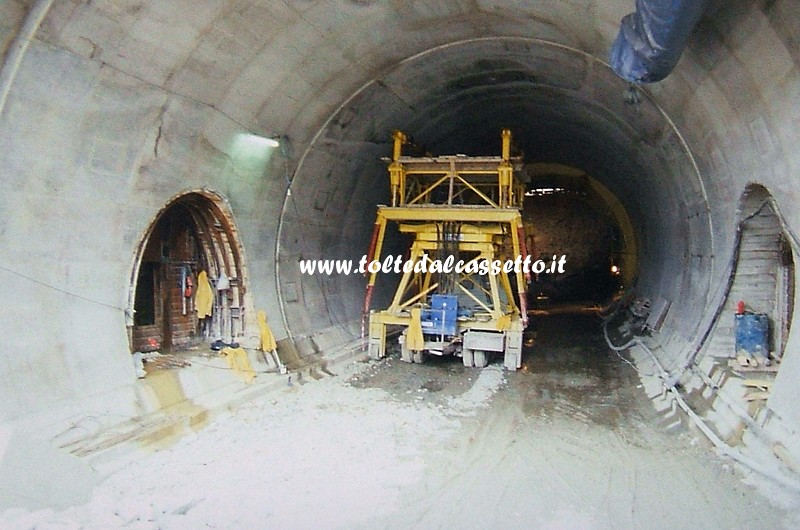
[523,173,627,310]
[278,39,710,358]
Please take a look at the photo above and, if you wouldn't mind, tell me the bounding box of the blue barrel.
[734,313,769,356]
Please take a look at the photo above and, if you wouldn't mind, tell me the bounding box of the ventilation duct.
[609,0,710,83]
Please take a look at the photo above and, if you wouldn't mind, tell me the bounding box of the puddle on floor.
[514,314,646,431]
[138,367,210,451]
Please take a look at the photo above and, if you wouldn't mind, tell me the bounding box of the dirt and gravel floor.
[3,315,798,529]
[351,315,798,529]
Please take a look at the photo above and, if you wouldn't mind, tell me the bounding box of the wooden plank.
[742,379,773,389]
[738,258,781,266]
[727,360,780,372]
[744,391,770,401]
[743,225,781,233]
[731,271,777,280]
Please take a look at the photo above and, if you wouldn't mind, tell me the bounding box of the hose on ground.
[637,339,800,492]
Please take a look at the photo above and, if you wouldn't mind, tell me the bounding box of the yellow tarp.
[195,270,214,319]
[221,346,256,384]
[257,310,277,352]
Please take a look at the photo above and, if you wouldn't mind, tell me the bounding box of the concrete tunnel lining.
[1,0,800,484]
[278,37,713,366]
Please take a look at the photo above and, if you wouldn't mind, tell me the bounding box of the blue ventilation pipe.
[609,0,710,84]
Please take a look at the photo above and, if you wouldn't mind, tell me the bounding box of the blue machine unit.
[421,294,458,336]
[735,313,769,357]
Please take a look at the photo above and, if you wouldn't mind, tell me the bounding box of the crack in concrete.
[153,103,167,157]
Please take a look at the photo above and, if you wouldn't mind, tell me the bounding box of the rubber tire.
[474,350,487,368]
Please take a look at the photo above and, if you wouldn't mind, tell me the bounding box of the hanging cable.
[0,263,128,313]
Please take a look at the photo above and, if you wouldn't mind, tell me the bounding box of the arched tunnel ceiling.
[35,1,628,144]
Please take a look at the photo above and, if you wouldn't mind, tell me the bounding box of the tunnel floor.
[4,317,796,528]
[352,314,651,432]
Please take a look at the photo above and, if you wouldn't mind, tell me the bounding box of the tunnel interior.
[3,0,800,521]
[278,38,711,357]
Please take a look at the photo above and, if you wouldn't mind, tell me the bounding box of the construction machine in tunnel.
[365,130,530,370]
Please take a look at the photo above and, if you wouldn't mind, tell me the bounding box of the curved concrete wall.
[1,0,799,439]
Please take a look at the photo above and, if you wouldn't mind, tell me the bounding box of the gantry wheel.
[474,350,487,368]
[400,332,413,363]
[462,348,474,367]
[504,330,523,371]
[503,351,519,371]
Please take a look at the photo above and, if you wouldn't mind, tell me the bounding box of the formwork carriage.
[364,130,531,370]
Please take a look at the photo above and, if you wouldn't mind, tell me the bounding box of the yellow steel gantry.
[364,129,531,370]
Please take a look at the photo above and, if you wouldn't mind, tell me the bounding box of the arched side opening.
[701,184,794,366]
[680,184,796,447]
[735,185,795,361]
[128,191,249,353]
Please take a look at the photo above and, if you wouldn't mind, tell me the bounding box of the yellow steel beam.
[509,217,523,286]
[389,131,409,206]
[407,242,496,253]
[457,283,493,314]
[378,206,521,223]
[455,173,499,207]
[392,130,407,161]
[408,173,450,205]
[499,129,513,208]
[408,235,498,244]
[487,265,503,319]
[499,270,517,313]
[389,164,405,207]
[399,282,440,309]
[403,170,503,176]
[397,223,504,236]
[388,247,423,311]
